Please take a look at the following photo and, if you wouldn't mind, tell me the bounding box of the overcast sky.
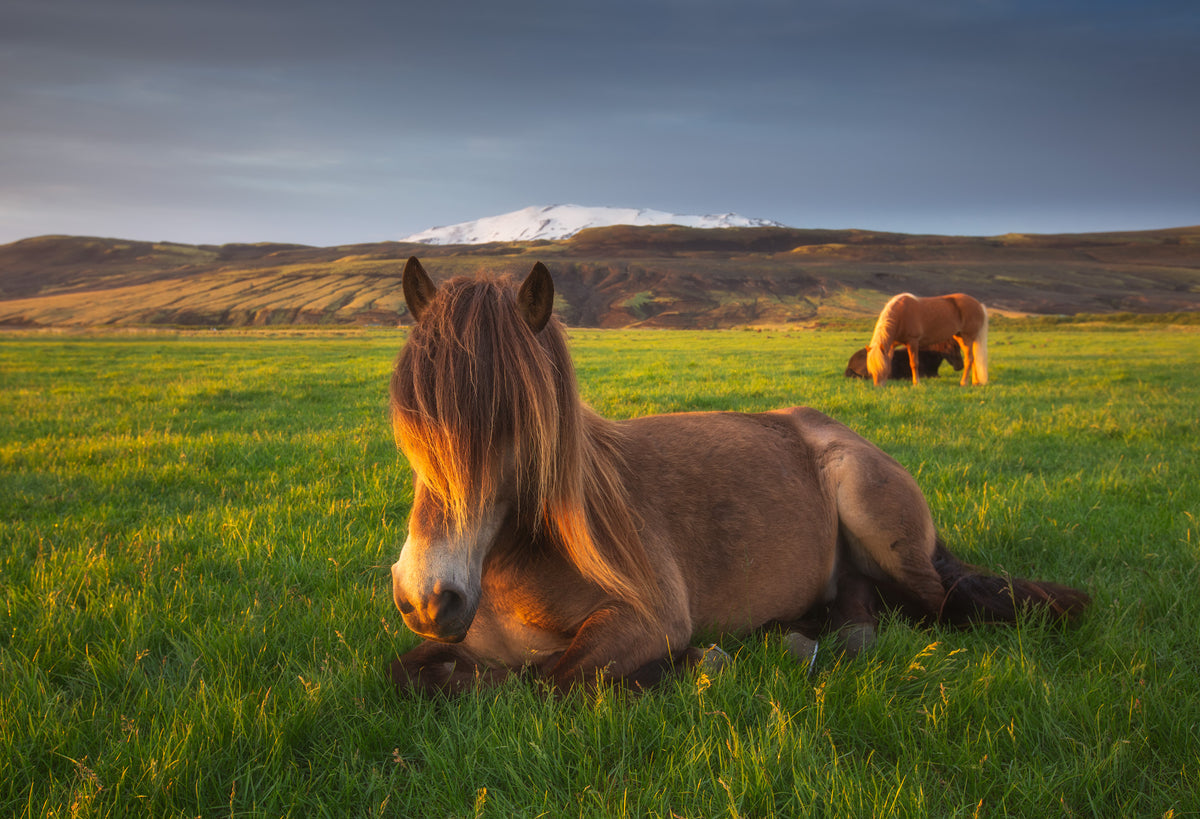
[2,0,1197,246]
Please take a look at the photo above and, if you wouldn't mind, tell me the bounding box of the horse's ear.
[517,262,554,333]
[402,257,438,323]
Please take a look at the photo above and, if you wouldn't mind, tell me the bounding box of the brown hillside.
[1,226,1197,328]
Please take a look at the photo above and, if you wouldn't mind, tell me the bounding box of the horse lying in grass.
[867,293,989,386]
[845,341,963,381]
[387,259,1088,696]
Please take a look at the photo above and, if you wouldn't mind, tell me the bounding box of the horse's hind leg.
[775,565,880,665]
[824,563,881,657]
[955,336,974,386]
[832,448,946,617]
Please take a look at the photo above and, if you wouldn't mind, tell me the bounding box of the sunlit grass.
[1,327,1197,816]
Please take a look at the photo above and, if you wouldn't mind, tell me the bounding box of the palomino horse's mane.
[866,292,913,377]
[389,275,660,620]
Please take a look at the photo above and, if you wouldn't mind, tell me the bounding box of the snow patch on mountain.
[402,204,785,245]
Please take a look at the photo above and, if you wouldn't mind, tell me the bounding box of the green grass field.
[2,326,1198,817]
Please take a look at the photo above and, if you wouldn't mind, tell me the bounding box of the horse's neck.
[556,404,657,617]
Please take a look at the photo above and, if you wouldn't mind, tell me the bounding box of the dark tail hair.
[932,540,1090,626]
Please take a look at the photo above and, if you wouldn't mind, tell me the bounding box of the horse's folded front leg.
[390,640,512,697]
[548,603,691,693]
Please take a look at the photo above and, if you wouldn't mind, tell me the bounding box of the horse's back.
[620,405,930,537]
[619,409,839,537]
[618,409,841,630]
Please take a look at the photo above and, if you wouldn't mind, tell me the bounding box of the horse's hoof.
[699,644,731,673]
[783,632,819,674]
[837,623,877,658]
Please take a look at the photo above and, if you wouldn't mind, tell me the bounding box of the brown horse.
[845,341,963,381]
[387,259,1087,696]
[867,293,989,386]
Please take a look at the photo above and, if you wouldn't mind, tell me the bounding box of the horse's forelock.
[867,293,911,379]
[391,275,571,530]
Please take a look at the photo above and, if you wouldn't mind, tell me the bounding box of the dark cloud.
[1,0,1197,244]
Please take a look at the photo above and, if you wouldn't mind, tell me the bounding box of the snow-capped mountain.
[402,204,785,245]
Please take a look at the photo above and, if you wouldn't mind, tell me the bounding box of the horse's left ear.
[518,262,554,333]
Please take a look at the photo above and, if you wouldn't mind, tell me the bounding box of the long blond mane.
[389,275,659,620]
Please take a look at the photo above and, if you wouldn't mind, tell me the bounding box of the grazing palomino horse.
[845,341,963,381]
[388,259,1087,696]
[866,293,989,386]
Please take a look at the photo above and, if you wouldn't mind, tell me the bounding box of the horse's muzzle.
[392,567,477,643]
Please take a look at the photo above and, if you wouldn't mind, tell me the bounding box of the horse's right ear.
[402,257,438,322]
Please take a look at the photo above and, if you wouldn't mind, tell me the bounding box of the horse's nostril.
[430,586,466,623]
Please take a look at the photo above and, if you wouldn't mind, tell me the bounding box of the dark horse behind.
[845,342,963,381]
[386,259,1089,696]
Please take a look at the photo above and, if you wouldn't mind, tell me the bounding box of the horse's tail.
[932,540,1089,626]
[867,294,907,385]
[970,307,989,385]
